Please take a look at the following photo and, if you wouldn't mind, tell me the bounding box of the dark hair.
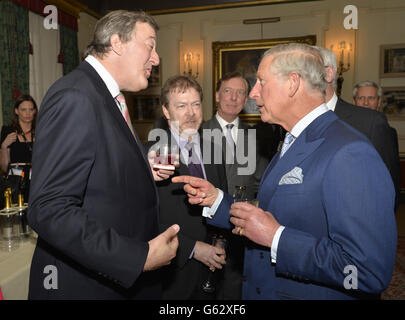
[11,94,38,137]
[215,71,250,93]
[84,10,159,59]
[160,75,203,107]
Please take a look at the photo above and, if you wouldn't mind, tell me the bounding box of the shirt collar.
[326,92,338,111]
[290,103,329,139]
[85,55,120,99]
[170,127,200,150]
[215,113,239,129]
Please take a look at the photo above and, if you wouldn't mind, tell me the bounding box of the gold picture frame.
[382,86,405,119]
[212,35,316,123]
[380,44,405,78]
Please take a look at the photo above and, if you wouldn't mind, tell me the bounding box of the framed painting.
[123,93,161,121]
[380,44,405,78]
[212,35,316,123]
[148,63,162,87]
[382,86,405,119]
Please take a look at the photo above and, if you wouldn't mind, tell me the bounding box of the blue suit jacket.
[209,111,397,300]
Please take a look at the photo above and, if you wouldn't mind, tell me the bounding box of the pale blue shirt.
[169,128,207,180]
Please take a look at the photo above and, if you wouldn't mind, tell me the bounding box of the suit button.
[256,287,261,294]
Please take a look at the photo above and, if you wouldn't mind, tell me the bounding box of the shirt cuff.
[189,243,196,259]
[202,189,224,219]
[271,225,285,263]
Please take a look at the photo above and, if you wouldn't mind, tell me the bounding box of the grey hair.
[353,81,382,99]
[84,10,159,59]
[312,46,338,88]
[262,43,327,96]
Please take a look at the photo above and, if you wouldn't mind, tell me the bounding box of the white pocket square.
[279,167,304,185]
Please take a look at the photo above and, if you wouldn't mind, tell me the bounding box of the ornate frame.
[212,35,317,123]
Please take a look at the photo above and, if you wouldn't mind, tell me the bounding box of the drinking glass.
[201,235,227,294]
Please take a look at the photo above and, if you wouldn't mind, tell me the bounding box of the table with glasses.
[0,234,36,300]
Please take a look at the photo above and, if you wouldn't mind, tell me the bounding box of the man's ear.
[324,66,335,84]
[288,72,300,97]
[377,97,382,110]
[162,105,170,121]
[110,34,123,55]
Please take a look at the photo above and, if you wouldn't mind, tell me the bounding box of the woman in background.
[0,94,37,203]
[0,94,37,172]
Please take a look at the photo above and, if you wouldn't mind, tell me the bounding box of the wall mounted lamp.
[330,41,353,96]
[183,52,200,79]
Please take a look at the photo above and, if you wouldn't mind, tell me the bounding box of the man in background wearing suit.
[353,80,383,111]
[174,43,397,299]
[316,47,401,208]
[150,75,227,299]
[27,10,179,299]
[202,72,269,299]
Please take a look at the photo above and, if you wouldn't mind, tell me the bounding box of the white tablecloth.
[0,235,36,300]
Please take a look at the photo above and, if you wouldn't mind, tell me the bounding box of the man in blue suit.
[173,43,397,299]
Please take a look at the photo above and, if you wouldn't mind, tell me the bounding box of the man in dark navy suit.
[27,10,179,299]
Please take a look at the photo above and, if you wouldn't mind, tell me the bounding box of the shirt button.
[260,252,264,259]
[256,287,261,294]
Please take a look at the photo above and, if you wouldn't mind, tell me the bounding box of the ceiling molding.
[147,0,322,15]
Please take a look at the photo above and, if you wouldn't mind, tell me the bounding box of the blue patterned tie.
[185,141,204,178]
[280,132,295,158]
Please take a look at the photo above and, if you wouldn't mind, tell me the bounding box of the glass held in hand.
[239,199,260,207]
[233,185,247,202]
[201,234,227,294]
[150,143,178,170]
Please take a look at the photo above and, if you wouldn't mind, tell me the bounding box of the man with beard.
[202,72,271,299]
[148,75,227,299]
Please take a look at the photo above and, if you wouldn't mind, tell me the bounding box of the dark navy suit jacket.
[27,61,161,299]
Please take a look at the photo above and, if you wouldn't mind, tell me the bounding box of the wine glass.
[201,235,227,293]
[150,143,178,170]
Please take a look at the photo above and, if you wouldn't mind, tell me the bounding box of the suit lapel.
[79,61,155,185]
[258,111,337,209]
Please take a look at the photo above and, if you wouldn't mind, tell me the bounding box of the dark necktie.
[225,123,236,157]
[185,141,204,178]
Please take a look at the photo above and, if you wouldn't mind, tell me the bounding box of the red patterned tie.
[116,93,135,138]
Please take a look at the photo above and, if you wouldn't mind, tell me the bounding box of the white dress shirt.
[215,113,240,144]
[85,55,121,110]
[326,92,338,111]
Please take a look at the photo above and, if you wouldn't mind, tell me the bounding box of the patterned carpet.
[382,236,405,300]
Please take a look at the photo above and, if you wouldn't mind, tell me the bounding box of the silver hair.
[312,46,338,88]
[84,10,159,59]
[353,81,382,99]
[262,43,327,96]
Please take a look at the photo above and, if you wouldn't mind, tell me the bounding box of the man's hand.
[193,241,226,272]
[172,175,218,207]
[230,202,280,248]
[148,150,179,181]
[143,224,180,272]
